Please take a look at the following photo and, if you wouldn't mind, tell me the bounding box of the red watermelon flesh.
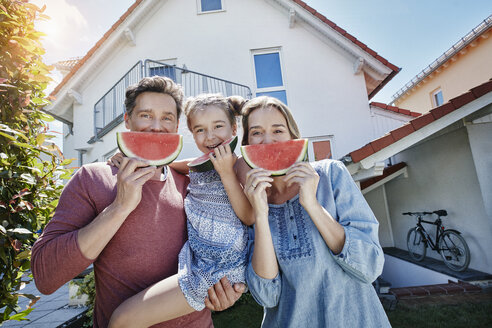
[241,139,308,176]
[116,132,183,166]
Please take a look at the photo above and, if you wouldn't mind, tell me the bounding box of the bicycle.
[403,210,470,272]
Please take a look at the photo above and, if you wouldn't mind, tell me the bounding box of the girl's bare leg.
[108,274,195,328]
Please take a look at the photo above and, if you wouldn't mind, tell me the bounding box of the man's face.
[124,92,179,133]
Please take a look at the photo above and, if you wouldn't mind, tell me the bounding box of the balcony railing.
[90,60,252,143]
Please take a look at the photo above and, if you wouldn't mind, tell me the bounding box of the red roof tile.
[390,123,415,141]
[398,108,411,116]
[370,134,395,152]
[350,144,375,163]
[430,102,456,120]
[350,80,489,163]
[410,112,435,130]
[386,105,399,113]
[449,91,476,109]
[370,102,421,118]
[470,80,492,98]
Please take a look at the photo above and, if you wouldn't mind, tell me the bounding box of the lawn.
[212,293,492,327]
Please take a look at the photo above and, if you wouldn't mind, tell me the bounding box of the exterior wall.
[364,185,394,247]
[466,121,492,220]
[383,126,491,274]
[370,107,412,140]
[381,255,456,288]
[394,29,492,113]
[60,0,377,164]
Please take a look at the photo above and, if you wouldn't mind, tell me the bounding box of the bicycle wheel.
[439,230,470,272]
[407,228,426,261]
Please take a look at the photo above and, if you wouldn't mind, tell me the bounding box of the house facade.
[46,0,400,166]
[339,15,492,284]
[346,42,492,285]
[391,15,492,113]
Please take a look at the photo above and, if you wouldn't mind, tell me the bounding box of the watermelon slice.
[241,139,309,176]
[187,135,238,172]
[116,132,183,166]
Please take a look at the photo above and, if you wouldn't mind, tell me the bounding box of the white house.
[345,79,492,284]
[46,0,401,166]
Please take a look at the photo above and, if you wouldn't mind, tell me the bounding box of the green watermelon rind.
[188,135,238,172]
[240,139,309,176]
[116,132,183,166]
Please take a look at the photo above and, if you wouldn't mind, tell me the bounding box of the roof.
[54,57,82,71]
[391,14,492,103]
[360,162,407,190]
[348,78,492,164]
[291,0,399,73]
[51,0,144,96]
[50,0,399,97]
[370,102,421,118]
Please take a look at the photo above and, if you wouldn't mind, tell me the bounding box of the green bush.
[0,0,73,323]
[74,271,95,327]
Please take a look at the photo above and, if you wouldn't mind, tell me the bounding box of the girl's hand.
[284,162,320,208]
[107,152,124,168]
[210,144,236,178]
[244,168,273,217]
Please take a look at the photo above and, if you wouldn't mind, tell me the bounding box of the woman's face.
[247,106,292,145]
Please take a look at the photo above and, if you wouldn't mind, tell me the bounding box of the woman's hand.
[284,162,320,209]
[107,152,124,168]
[244,168,273,217]
[210,144,236,178]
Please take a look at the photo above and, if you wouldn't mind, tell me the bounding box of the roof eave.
[347,89,492,180]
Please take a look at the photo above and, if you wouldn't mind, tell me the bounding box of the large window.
[432,88,444,107]
[252,50,287,104]
[198,0,223,13]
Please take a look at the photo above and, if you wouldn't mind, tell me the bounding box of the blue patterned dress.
[177,169,248,310]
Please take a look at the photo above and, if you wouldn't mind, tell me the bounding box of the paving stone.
[34,307,82,324]
[32,299,68,312]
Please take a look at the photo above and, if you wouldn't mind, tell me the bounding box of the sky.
[30,0,492,147]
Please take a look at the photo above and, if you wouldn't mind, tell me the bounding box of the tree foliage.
[0,0,73,323]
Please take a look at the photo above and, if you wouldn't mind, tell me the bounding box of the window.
[312,140,332,160]
[252,50,287,104]
[149,65,176,82]
[432,89,444,107]
[198,0,223,13]
[306,136,334,161]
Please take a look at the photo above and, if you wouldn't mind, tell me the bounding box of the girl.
[240,96,391,327]
[108,94,253,327]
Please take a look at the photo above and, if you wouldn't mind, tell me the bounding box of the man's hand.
[114,157,155,215]
[204,277,246,311]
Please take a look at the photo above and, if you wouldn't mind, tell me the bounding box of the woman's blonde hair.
[183,93,247,131]
[240,96,300,145]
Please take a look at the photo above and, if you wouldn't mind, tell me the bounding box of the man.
[32,76,244,327]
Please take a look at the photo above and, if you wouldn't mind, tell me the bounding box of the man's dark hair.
[125,76,184,118]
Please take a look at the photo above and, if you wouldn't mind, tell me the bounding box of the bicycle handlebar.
[402,211,432,216]
[402,210,447,217]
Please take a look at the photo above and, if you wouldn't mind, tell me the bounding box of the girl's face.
[247,106,292,145]
[189,105,237,154]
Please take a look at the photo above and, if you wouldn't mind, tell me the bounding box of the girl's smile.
[190,105,237,154]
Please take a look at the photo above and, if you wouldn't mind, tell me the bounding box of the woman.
[240,96,391,327]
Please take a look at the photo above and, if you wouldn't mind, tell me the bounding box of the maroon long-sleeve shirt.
[31,163,212,327]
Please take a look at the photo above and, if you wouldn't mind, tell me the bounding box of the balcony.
[88,60,252,143]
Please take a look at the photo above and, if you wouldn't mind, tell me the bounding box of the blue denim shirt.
[246,160,391,328]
